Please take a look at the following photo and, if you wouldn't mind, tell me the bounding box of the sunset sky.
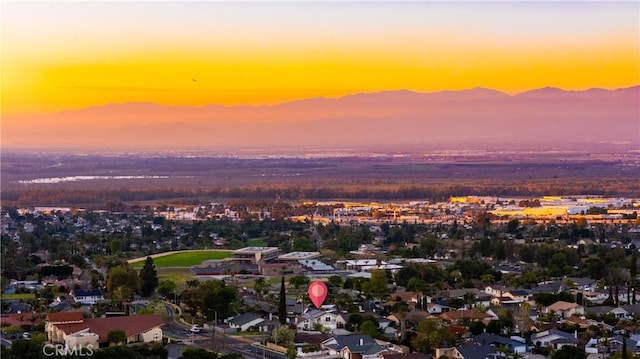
[2,1,639,116]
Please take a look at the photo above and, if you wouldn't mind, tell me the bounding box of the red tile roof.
[46,312,84,324]
[0,313,43,327]
[53,315,165,343]
[439,309,489,322]
[449,326,467,335]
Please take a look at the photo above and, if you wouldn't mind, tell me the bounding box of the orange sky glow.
[1,1,639,116]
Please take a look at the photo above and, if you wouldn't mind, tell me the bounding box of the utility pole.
[210,310,217,351]
[209,309,224,352]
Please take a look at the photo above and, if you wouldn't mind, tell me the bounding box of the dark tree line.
[4,176,639,206]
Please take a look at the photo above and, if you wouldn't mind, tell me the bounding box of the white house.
[296,309,347,331]
[226,313,266,332]
[426,303,448,314]
[322,335,403,359]
[69,289,104,305]
[531,329,578,349]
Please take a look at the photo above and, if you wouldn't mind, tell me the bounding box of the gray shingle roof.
[472,333,511,346]
[456,343,497,359]
[228,312,263,326]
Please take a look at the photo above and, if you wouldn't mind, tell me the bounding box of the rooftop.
[277,251,321,260]
[47,312,84,324]
[53,315,164,343]
[232,247,279,254]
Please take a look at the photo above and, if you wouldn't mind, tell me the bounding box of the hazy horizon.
[2,1,638,152]
[2,85,638,152]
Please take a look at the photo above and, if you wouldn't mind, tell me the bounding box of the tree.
[1,325,24,338]
[5,339,45,359]
[368,269,389,299]
[279,276,287,325]
[93,345,144,359]
[106,263,139,302]
[271,326,295,346]
[289,275,310,290]
[468,321,485,335]
[181,280,237,320]
[138,256,159,297]
[254,277,268,296]
[291,236,314,251]
[507,219,520,234]
[328,275,343,288]
[107,329,127,345]
[359,320,379,338]
[343,277,353,289]
[411,318,455,353]
[137,305,155,315]
[109,239,123,254]
[406,277,426,293]
[481,273,495,284]
[157,279,177,298]
[551,345,586,359]
[447,298,465,310]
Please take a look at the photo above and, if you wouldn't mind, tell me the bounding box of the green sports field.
[1,293,36,300]
[129,250,231,268]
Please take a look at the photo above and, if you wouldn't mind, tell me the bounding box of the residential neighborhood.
[1,196,639,359]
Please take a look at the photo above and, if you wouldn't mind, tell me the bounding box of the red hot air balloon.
[308,281,328,308]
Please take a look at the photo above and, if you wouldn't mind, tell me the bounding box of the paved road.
[158,300,285,358]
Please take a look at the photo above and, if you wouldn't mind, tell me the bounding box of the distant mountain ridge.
[2,86,638,150]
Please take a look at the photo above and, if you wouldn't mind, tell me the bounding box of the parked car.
[190,325,202,333]
[22,332,31,339]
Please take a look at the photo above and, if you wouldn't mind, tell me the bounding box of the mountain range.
[2,86,638,151]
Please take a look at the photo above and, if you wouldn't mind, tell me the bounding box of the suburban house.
[46,313,164,348]
[472,333,528,353]
[565,277,598,291]
[531,329,578,349]
[386,311,430,329]
[425,303,449,314]
[439,309,494,325]
[321,334,403,359]
[573,290,609,305]
[606,335,640,355]
[435,343,498,359]
[606,307,633,320]
[69,289,104,305]
[380,353,429,359]
[486,287,532,307]
[296,309,347,331]
[543,301,585,318]
[485,285,515,298]
[585,335,640,356]
[226,312,267,332]
[388,291,423,305]
[502,290,532,303]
